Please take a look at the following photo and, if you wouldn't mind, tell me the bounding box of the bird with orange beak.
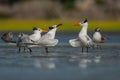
[17,27,48,53]
[38,24,62,53]
[69,19,93,52]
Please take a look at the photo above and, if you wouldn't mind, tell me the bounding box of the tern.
[93,28,106,49]
[38,24,62,53]
[17,27,47,53]
[69,19,93,52]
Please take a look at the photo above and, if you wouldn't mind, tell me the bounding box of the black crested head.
[83,19,88,23]
[49,27,54,30]
[33,27,38,31]
[95,27,100,32]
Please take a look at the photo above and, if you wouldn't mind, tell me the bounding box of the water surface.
[0,32,120,80]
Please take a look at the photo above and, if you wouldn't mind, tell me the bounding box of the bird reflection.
[94,56,101,63]
[78,59,92,69]
[33,59,56,69]
[77,56,101,69]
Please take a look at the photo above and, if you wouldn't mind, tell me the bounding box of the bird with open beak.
[38,24,62,53]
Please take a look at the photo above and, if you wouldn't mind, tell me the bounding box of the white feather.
[69,38,82,47]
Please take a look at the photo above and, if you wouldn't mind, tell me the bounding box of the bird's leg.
[82,47,84,53]
[24,47,26,53]
[96,43,101,49]
[18,47,21,53]
[92,43,96,50]
[96,44,99,49]
[86,47,89,53]
[98,44,102,49]
[28,48,32,53]
[45,47,49,53]
[92,45,95,50]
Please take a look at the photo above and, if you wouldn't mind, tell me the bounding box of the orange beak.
[42,30,48,32]
[56,24,62,28]
[73,24,80,26]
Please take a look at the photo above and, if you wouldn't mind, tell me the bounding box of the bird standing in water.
[93,28,106,49]
[17,27,47,53]
[39,24,62,53]
[69,19,93,52]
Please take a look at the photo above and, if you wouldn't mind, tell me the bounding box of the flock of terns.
[1,19,106,53]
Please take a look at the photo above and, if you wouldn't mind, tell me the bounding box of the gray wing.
[69,38,83,47]
[86,35,92,41]
[39,39,58,47]
[17,33,32,47]
[40,33,51,40]
[86,35,94,47]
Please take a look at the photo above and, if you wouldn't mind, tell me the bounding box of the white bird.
[38,24,62,53]
[17,27,47,53]
[69,19,93,52]
[93,28,106,49]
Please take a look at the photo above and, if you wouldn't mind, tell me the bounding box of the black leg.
[82,47,84,53]
[24,47,25,52]
[19,47,21,53]
[86,47,88,53]
[45,47,49,53]
[28,48,32,53]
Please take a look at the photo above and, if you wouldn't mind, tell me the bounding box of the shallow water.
[0,32,120,80]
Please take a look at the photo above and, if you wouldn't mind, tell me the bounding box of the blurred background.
[0,0,120,31]
[0,1,120,80]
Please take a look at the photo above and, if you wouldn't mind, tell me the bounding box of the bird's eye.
[80,22,83,25]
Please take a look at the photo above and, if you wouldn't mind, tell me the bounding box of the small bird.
[1,32,16,43]
[69,19,93,52]
[93,28,106,49]
[17,27,47,53]
[38,24,62,53]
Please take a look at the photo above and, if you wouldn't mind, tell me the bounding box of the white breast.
[29,30,41,41]
[93,32,102,42]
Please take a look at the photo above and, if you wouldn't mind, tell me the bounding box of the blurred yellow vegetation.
[0,19,120,32]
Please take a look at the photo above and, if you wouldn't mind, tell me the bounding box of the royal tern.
[39,24,62,53]
[17,27,47,53]
[69,19,93,52]
[93,28,106,49]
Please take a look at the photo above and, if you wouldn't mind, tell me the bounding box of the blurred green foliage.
[60,0,75,10]
[0,12,11,19]
[95,0,106,5]
[0,0,28,6]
